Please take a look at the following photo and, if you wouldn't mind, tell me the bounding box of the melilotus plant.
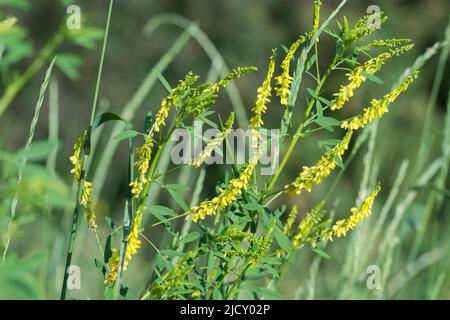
[61,0,423,300]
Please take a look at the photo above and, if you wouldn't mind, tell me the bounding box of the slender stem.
[60,0,114,300]
[266,56,337,193]
[90,0,114,125]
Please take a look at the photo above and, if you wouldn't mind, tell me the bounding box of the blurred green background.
[1,0,449,299]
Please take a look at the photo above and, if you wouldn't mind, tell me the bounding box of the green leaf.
[163,184,190,191]
[361,70,384,84]
[113,129,139,141]
[144,111,153,133]
[180,232,200,244]
[92,112,123,131]
[157,72,172,93]
[148,205,176,217]
[160,250,184,257]
[335,155,345,169]
[167,189,188,211]
[314,116,340,128]
[307,88,318,98]
[243,203,263,211]
[273,228,292,253]
[317,96,332,106]
[311,248,331,259]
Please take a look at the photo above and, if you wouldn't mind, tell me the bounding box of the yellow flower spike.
[105,205,144,284]
[275,36,307,106]
[285,130,353,195]
[341,70,419,130]
[331,44,414,111]
[130,136,153,198]
[190,113,235,168]
[69,130,87,182]
[313,0,322,35]
[292,202,325,248]
[80,180,97,231]
[189,130,261,222]
[323,184,381,241]
[283,205,298,236]
[249,50,277,129]
[209,66,257,93]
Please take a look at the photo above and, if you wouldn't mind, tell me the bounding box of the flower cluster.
[275,36,306,106]
[80,180,97,231]
[285,130,353,194]
[249,50,277,128]
[209,66,257,93]
[323,184,381,240]
[190,113,235,168]
[341,70,418,130]
[105,205,143,284]
[344,12,387,42]
[331,44,414,111]
[283,205,298,235]
[292,202,326,248]
[130,137,153,198]
[69,130,86,182]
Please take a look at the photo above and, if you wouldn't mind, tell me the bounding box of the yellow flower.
[189,131,261,222]
[331,44,414,111]
[292,202,325,248]
[105,205,143,284]
[69,130,87,182]
[283,205,298,235]
[323,184,381,241]
[275,36,306,106]
[80,180,97,231]
[190,113,234,168]
[341,70,418,130]
[369,38,411,48]
[130,137,153,198]
[249,50,277,128]
[209,66,257,93]
[313,0,322,35]
[285,130,353,194]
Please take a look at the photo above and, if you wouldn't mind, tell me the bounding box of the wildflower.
[69,130,87,182]
[105,205,143,284]
[285,130,353,194]
[323,184,381,241]
[344,12,387,42]
[209,66,257,93]
[130,136,153,198]
[275,36,306,106]
[190,113,235,168]
[331,44,414,110]
[341,70,418,130]
[154,72,199,133]
[369,38,411,48]
[248,221,275,267]
[189,131,261,222]
[313,0,322,35]
[150,251,197,299]
[283,205,298,235]
[249,50,277,128]
[292,202,325,248]
[80,180,97,231]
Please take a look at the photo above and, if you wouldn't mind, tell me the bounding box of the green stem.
[266,54,339,193]
[60,0,114,300]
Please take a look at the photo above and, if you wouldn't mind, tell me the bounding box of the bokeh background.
[1,0,449,299]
